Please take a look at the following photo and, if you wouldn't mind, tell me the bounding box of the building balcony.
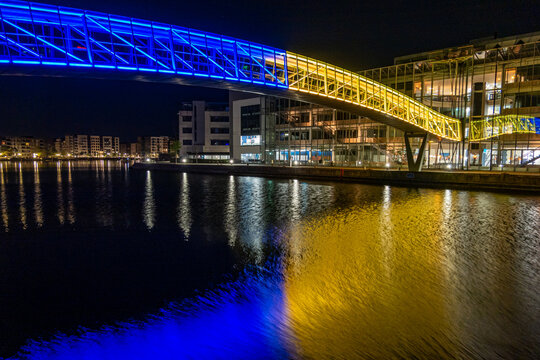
[503,80,540,94]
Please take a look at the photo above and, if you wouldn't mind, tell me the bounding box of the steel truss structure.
[469,115,537,141]
[285,53,461,141]
[0,0,461,140]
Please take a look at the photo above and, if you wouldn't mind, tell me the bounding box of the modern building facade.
[225,32,540,171]
[358,31,540,170]
[178,101,230,161]
[229,93,404,167]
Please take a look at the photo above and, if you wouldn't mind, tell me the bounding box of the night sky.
[0,0,538,141]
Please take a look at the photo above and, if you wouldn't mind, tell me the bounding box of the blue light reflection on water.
[19,263,293,360]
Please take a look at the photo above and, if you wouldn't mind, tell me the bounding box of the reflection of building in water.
[0,163,8,231]
[18,163,26,229]
[143,170,156,230]
[33,162,43,227]
[224,175,238,246]
[56,162,65,225]
[177,173,192,238]
[237,177,264,263]
[66,162,75,224]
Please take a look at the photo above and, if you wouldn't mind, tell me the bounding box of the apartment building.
[178,101,230,161]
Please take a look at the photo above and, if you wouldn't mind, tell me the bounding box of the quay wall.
[133,163,540,193]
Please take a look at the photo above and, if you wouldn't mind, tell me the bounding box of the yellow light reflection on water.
[282,194,459,359]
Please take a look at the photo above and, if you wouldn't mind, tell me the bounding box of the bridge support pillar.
[404,133,428,172]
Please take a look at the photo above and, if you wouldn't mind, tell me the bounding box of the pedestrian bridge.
[0,0,464,140]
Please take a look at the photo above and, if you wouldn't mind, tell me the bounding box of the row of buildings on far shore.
[0,135,171,159]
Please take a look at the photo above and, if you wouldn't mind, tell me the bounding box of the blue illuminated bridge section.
[0,0,464,140]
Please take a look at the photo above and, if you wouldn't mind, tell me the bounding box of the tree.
[169,140,181,163]
[0,145,14,157]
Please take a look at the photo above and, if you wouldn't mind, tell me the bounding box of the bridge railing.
[285,52,462,141]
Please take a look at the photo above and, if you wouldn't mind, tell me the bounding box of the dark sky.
[0,0,538,141]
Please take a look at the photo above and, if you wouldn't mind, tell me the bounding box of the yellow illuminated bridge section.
[470,115,537,141]
[284,52,462,141]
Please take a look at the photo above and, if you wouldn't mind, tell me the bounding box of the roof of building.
[393,31,540,65]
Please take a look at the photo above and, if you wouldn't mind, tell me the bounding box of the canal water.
[0,161,539,359]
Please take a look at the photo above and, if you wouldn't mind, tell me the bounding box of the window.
[210,127,229,134]
[182,116,192,122]
[210,116,229,122]
[182,127,192,133]
[241,105,261,135]
[182,140,192,145]
[505,69,516,84]
[211,139,229,146]
[317,111,333,122]
[337,130,358,139]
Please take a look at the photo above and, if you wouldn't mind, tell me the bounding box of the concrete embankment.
[132,163,540,193]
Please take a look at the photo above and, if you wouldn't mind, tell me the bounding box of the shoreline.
[132,163,540,193]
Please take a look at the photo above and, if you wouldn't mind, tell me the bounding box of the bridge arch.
[0,0,462,141]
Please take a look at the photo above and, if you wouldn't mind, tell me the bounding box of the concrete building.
[102,136,113,155]
[63,135,75,155]
[76,135,88,156]
[178,101,230,161]
[0,136,45,157]
[56,135,120,157]
[229,93,264,163]
[119,143,129,156]
[138,136,169,158]
[130,142,142,157]
[89,136,101,156]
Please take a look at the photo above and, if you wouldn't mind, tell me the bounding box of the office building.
[359,31,540,169]
[178,101,230,161]
[226,32,540,170]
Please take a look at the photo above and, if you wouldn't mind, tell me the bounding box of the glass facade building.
[232,32,540,171]
[359,32,540,170]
